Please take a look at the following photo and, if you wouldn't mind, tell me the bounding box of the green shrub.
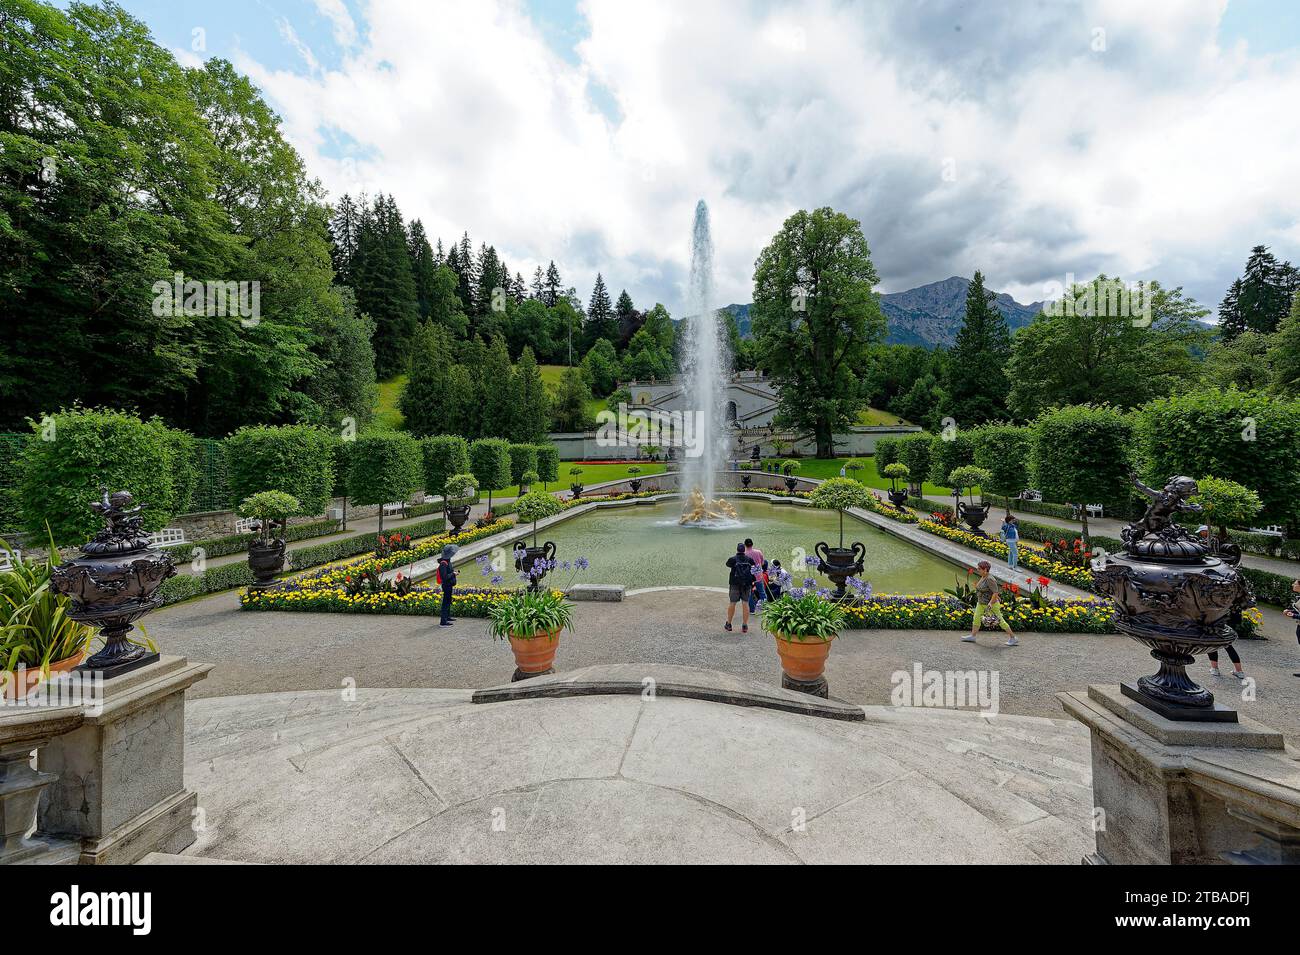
[421,435,470,501]
[225,425,335,516]
[469,437,512,511]
[873,438,900,469]
[970,424,1033,500]
[18,408,184,545]
[347,433,423,532]
[1191,477,1262,540]
[947,465,991,500]
[162,428,198,516]
[0,434,25,534]
[159,519,341,562]
[534,444,560,488]
[507,443,540,485]
[1240,567,1298,607]
[928,430,975,487]
[897,433,935,492]
[1031,405,1134,539]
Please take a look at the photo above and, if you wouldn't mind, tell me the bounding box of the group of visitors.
[724,538,781,633]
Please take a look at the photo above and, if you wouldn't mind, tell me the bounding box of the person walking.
[744,538,767,611]
[725,542,756,633]
[999,514,1020,569]
[437,543,458,627]
[1284,578,1300,677]
[962,560,1017,646]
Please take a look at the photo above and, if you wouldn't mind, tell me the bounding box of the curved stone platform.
[182,677,1094,864]
[472,663,866,721]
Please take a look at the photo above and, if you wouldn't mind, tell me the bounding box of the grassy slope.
[373,376,407,431]
[489,461,668,501]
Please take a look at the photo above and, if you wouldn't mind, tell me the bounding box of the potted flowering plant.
[882,462,911,508]
[781,459,801,492]
[445,473,477,535]
[488,557,588,680]
[947,465,992,535]
[569,466,585,499]
[808,477,870,598]
[238,491,300,589]
[1,536,96,700]
[761,580,848,697]
[627,465,642,493]
[512,491,564,591]
[519,469,539,495]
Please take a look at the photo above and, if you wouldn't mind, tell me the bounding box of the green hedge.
[159,518,341,562]
[983,494,1079,521]
[158,561,256,606]
[0,434,23,535]
[225,425,336,516]
[1241,567,1298,608]
[912,496,954,519]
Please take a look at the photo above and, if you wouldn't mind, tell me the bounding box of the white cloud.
[237,0,1300,315]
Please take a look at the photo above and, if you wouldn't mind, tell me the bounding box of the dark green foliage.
[534,444,560,488]
[1030,405,1135,539]
[969,424,1033,500]
[18,408,185,544]
[512,347,550,443]
[468,437,512,513]
[873,438,900,469]
[346,432,423,509]
[1135,389,1300,526]
[421,435,470,500]
[507,443,539,485]
[896,433,936,492]
[400,322,456,438]
[943,272,1010,424]
[224,425,335,516]
[928,430,976,487]
[752,207,886,456]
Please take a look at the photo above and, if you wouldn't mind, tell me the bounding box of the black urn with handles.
[814,540,865,600]
[514,540,558,592]
[1092,474,1254,721]
[50,489,175,679]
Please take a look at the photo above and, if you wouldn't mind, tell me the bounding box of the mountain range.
[711,276,1043,348]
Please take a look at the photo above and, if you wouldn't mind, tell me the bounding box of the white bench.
[1248,525,1285,538]
[1085,503,1104,518]
[1020,489,1043,502]
[234,517,259,535]
[0,549,20,573]
[382,502,405,518]
[148,528,186,547]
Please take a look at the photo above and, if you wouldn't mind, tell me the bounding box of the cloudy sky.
[108,0,1300,317]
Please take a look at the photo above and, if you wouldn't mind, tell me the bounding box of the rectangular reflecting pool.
[510,498,961,593]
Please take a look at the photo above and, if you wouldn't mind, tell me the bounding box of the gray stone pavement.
[151,588,1300,746]
[183,684,1095,864]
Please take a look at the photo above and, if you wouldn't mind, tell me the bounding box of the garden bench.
[234,517,259,535]
[382,502,405,519]
[147,528,186,547]
[0,549,19,573]
[1085,503,1104,518]
[1020,489,1043,502]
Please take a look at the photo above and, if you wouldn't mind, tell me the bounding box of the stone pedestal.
[1059,685,1300,865]
[0,705,85,865]
[37,656,211,865]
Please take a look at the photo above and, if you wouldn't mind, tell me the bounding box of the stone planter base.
[780,672,829,699]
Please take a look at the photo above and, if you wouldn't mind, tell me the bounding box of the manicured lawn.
[855,407,909,426]
[373,375,407,431]
[783,457,953,498]
[499,461,667,499]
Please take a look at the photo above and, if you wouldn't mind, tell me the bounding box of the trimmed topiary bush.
[421,435,470,502]
[534,444,560,490]
[18,407,186,545]
[897,433,935,493]
[347,432,423,535]
[969,423,1033,502]
[508,443,540,486]
[873,437,900,469]
[1031,404,1135,543]
[469,437,512,513]
[225,424,335,517]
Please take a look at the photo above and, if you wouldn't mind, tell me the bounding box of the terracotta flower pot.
[508,628,562,678]
[3,651,87,701]
[773,632,834,683]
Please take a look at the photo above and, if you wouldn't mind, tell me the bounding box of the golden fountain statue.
[679,486,738,525]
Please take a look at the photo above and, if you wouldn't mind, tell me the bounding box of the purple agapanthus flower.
[490,575,504,585]
[574,556,590,570]
[803,577,817,588]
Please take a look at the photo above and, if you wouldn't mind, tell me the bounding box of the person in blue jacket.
[999,514,1020,569]
[438,544,459,627]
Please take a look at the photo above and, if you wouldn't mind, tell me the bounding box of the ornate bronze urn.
[446,504,471,535]
[815,540,865,599]
[1092,475,1254,721]
[514,540,557,592]
[957,501,991,535]
[50,490,175,679]
[887,488,909,508]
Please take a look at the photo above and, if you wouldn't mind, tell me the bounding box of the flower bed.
[840,593,1115,633]
[918,520,1095,589]
[242,582,559,617]
[238,519,515,612]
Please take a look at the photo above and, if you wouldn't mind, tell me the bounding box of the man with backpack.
[725,541,756,633]
[437,543,458,627]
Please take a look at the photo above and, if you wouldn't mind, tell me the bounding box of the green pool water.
[509,498,960,593]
